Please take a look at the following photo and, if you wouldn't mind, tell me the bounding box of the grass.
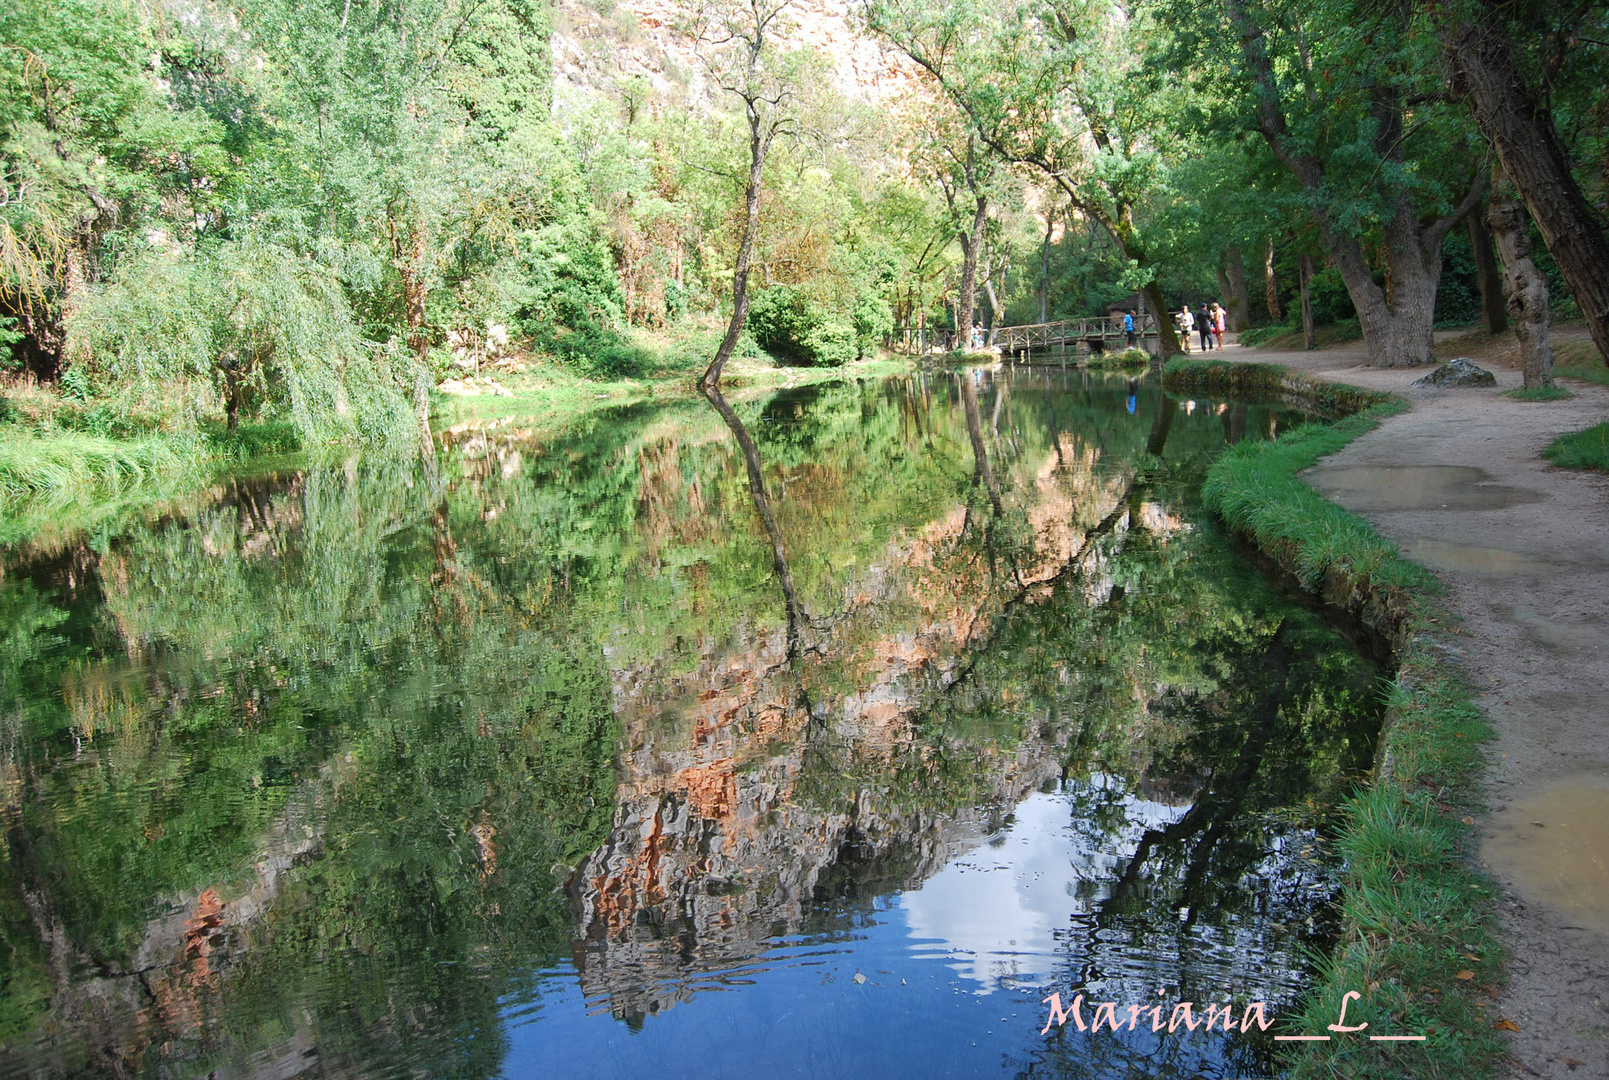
[1500,385,1574,401]
[1543,421,1609,474]
[1191,370,1508,1079]
[1551,337,1609,387]
[0,430,201,508]
[1240,319,1364,351]
[434,351,915,430]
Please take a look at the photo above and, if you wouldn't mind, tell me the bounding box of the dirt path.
[1217,330,1609,1078]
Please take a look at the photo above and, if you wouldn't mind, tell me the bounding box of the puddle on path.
[1396,537,1576,577]
[1485,773,1609,937]
[1306,465,1544,513]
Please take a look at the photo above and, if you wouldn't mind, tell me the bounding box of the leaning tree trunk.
[1219,247,1251,330]
[1441,12,1609,366]
[1487,193,1553,389]
[1142,280,1181,356]
[702,99,770,390]
[1467,204,1509,335]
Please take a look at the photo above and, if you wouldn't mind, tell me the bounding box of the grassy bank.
[434,352,915,430]
[1544,421,1609,474]
[1169,361,1507,1079]
[2,353,918,548]
[1238,319,1363,351]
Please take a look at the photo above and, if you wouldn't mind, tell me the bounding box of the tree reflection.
[0,372,1379,1080]
[701,383,807,661]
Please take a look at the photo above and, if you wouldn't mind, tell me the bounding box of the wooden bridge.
[891,314,1161,360]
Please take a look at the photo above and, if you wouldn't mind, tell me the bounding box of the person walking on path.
[1197,305,1212,352]
[1178,306,1194,354]
[1211,303,1226,350]
[1124,310,1137,347]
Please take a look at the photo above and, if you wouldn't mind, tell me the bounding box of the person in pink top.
[1211,303,1226,350]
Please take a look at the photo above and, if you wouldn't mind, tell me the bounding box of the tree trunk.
[983,276,1005,346]
[1299,253,1316,349]
[956,193,987,352]
[1440,12,1609,366]
[1487,193,1553,389]
[1039,209,1054,324]
[1219,247,1251,330]
[1467,205,1509,334]
[1143,280,1180,356]
[702,100,770,390]
[1264,237,1282,323]
[394,220,435,459]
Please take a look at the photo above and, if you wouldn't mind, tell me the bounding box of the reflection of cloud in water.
[901,781,1187,993]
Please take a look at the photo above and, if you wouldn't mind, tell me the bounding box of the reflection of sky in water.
[502,782,1287,1080]
[903,783,1186,993]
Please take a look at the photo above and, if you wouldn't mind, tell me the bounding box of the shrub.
[850,294,894,357]
[748,285,854,366]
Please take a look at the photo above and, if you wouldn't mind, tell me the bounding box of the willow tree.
[867,0,1188,355]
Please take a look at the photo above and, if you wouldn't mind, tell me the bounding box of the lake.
[0,368,1382,1079]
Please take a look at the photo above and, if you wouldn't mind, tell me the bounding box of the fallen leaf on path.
[1462,816,1475,825]
[1493,1019,1520,1032]
[1456,970,1475,981]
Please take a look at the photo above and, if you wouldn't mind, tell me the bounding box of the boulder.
[1411,357,1497,388]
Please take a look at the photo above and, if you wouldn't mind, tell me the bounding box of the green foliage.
[0,430,199,509]
[202,420,302,458]
[850,293,894,356]
[1543,421,1609,473]
[1237,324,1293,348]
[747,285,854,366]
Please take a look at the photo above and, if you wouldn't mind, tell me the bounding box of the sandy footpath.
[1216,330,1609,1078]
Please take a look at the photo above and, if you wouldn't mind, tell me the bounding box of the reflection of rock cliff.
[569,433,1143,1022]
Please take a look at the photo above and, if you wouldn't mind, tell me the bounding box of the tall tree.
[867,0,1190,356]
[1435,1,1609,364]
[1179,0,1488,367]
[684,0,802,389]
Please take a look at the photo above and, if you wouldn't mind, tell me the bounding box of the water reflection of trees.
[0,374,1378,1079]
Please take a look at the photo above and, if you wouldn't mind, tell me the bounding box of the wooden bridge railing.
[890,314,1160,357]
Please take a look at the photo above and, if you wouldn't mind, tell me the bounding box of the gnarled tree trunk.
[955,192,987,351]
[1229,0,1483,367]
[1487,192,1553,389]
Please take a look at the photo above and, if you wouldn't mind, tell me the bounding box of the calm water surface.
[0,370,1382,1079]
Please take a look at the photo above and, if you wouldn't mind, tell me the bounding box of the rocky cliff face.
[551,0,922,115]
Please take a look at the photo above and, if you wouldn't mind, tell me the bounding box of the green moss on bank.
[1184,365,1506,1079]
[1544,421,1609,474]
